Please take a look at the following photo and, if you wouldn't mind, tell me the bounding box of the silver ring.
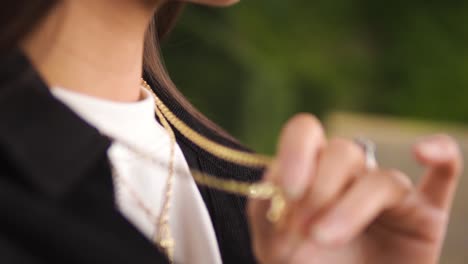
[354,137,378,170]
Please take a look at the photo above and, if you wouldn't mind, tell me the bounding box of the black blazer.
[0,50,262,264]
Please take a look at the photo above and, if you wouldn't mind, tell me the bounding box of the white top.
[51,87,222,264]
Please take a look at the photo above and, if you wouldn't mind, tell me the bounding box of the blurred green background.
[162,1,468,154]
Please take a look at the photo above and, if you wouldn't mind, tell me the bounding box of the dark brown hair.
[0,0,236,142]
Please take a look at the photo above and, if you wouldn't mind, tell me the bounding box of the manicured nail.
[279,160,309,201]
[310,218,346,245]
[418,139,446,160]
[264,161,303,202]
[283,182,307,200]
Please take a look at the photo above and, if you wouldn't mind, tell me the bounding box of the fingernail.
[265,161,304,201]
[283,182,307,201]
[279,159,309,201]
[418,140,446,160]
[310,219,346,245]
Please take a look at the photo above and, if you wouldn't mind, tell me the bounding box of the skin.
[249,115,462,264]
[22,0,463,263]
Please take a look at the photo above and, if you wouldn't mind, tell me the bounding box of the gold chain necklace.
[109,81,286,263]
[107,87,178,262]
[141,80,286,225]
[109,131,177,262]
[152,94,177,261]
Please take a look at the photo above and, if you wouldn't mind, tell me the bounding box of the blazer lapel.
[0,50,171,263]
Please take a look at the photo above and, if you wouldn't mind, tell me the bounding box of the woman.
[0,0,462,263]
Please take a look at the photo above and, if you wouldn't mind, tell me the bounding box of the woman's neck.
[22,1,159,102]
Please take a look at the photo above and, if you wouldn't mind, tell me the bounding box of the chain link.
[142,80,286,224]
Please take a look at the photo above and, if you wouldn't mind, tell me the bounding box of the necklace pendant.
[158,237,175,262]
[156,225,175,262]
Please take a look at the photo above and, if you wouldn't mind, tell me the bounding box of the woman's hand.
[248,114,463,264]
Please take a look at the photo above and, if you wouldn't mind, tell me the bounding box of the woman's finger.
[275,113,325,200]
[413,135,463,210]
[302,138,365,217]
[309,169,412,246]
[248,114,326,263]
[248,168,307,263]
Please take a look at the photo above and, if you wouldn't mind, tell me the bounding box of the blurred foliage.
[162,1,468,154]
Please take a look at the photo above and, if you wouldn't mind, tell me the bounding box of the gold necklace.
[141,80,286,224]
[152,93,177,261]
[110,137,176,262]
[111,81,286,263]
[107,87,177,262]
